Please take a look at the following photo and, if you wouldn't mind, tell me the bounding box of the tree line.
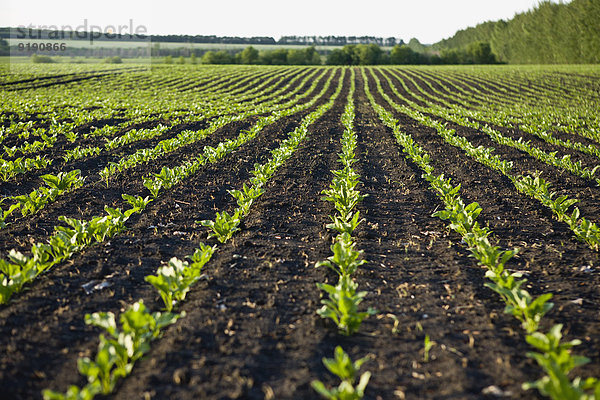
[326,42,496,65]
[0,29,402,47]
[198,46,322,65]
[278,35,402,47]
[196,43,498,65]
[433,0,600,64]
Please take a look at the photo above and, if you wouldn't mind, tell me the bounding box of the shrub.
[32,54,55,63]
[201,50,234,64]
[104,56,122,64]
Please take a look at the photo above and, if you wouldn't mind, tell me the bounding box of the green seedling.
[199,211,241,243]
[433,201,483,237]
[469,236,518,274]
[43,300,180,399]
[322,180,366,220]
[42,170,83,191]
[0,203,19,229]
[317,275,376,336]
[523,324,600,399]
[326,212,363,235]
[122,194,152,213]
[228,183,264,216]
[1,156,52,182]
[11,170,84,217]
[62,146,101,163]
[423,334,436,362]
[145,243,215,311]
[485,278,554,333]
[311,346,372,400]
[316,235,366,277]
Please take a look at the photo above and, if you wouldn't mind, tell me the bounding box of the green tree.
[201,50,234,64]
[407,38,427,53]
[304,46,322,65]
[287,49,306,65]
[260,49,288,65]
[343,45,361,65]
[0,38,9,56]
[434,0,600,64]
[466,42,497,64]
[356,44,382,65]
[31,54,55,63]
[240,46,259,64]
[440,49,464,64]
[326,49,351,65]
[390,45,417,64]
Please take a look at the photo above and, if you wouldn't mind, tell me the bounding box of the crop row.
[0,66,297,123]
[363,67,600,400]
[397,69,600,158]
[312,68,374,399]
[368,68,600,251]
[0,69,322,228]
[100,68,327,182]
[414,68,600,143]
[2,66,598,399]
[0,65,298,161]
[382,68,600,186]
[0,67,302,170]
[43,68,346,400]
[0,68,335,304]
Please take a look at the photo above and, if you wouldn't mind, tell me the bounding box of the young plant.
[0,203,19,229]
[485,277,554,334]
[63,130,78,143]
[523,324,600,399]
[0,249,40,303]
[469,236,517,276]
[62,146,101,163]
[11,170,84,217]
[423,334,436,362]
[228,183,265,216]
[143,177,162,198]
[41,170,83,191]
[146,257,199,312]
[316,275,376,336]
[145,243,215,311]
[13,189,50,217]
[42,300,180,399]
[322,180,366,221]
[122,194,152,213]
[143,166,180,198]
[312,346,372,400]
[199,211,241,243]
[326,211,363,235]
[433,201,483,238]
[316,235,366,277]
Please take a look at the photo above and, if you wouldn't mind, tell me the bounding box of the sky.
[2,0,557,44]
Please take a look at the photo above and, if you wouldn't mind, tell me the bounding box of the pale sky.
[2,0,560,44]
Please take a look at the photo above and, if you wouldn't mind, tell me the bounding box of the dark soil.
[1,67,599,400]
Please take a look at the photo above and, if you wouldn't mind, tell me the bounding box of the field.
[6,38,369,52]
[0,63,600,400]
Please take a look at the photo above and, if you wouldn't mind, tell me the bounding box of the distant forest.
[433,0,600,64]
[2,0,599,64]
[0,28,402,47]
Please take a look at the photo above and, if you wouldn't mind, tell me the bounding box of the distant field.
[1,64,600,400]
[6,38,391,52]
[0,56,152,64]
